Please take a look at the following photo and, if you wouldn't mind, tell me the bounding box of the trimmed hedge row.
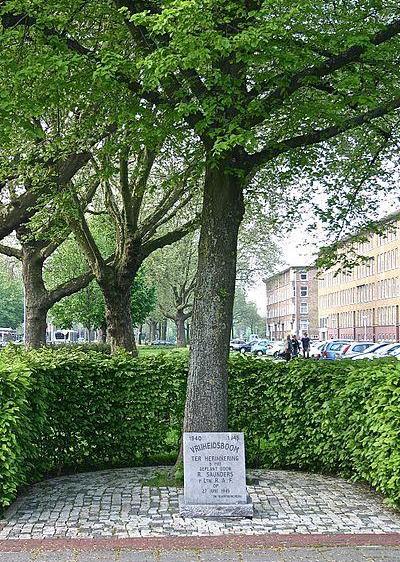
[1,348,400,511]
[230,357,400,507]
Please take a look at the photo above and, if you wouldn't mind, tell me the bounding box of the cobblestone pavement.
[0,546,400,561]
[1,468,400,540]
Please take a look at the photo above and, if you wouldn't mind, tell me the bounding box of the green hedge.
[1,349,400,511]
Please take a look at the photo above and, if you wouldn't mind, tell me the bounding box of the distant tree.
[236,208,282,289]
[232,289,265,339]
[0,259,23,329]
[147,233,197,346]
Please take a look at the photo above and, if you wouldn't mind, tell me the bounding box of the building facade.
[318,217,400,341]
[265,266,319,340]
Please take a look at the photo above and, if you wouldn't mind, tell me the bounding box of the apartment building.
[265,266,319,340]
[318,214,400,341]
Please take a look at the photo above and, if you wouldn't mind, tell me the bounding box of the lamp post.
[362,315,368,341]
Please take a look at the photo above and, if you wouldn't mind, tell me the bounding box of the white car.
[309,341,325,358]
[264,341,285,357]
[339,341,375,359]
[391,348,400,360]
[386,343,400,356]
[352,342,400,360]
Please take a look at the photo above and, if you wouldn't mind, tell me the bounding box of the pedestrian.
[284,335,293,361]
[291,335,300,357]
[301,333,311,358]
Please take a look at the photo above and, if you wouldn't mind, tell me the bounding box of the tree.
[2,2,400,432]
[232,289,265,339]
[50,274,155,336]
[0,175,99,347]
[45,212,155,336]
[0,258,23,329]
[236,207,283,289]
[147,232,198,346]
[62,134,200,353]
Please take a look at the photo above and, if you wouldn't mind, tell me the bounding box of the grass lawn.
[137,345,187,357]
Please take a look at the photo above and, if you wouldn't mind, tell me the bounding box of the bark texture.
[22,246,48,348]
[183,162,244,432]
[16,226,94,348]
[101,274,138,354]
[175,311,187,347]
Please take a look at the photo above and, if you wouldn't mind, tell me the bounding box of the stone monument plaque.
[179,432,253,517]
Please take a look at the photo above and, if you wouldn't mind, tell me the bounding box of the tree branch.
[41,175,100,261]
[247,18,400,127]
[141,216,199,258]
[247,95,400,171]
[130,147,157,232]
[66,188,106,277]
[142,191,193,243]
[0,243,22,259]
[0,151,91,241]
[47,270,94,308]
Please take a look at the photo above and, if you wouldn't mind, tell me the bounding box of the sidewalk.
[0,545,399,561]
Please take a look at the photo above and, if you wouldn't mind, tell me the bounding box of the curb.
[0,533,400,552]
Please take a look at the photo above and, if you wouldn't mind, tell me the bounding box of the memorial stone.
[179,432,253,517]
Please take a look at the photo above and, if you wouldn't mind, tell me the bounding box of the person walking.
[284,335,293,361]
[291,335,300,357]
[301,333,311,358]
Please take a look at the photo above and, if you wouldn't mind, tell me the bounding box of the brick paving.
[1,468,400,540]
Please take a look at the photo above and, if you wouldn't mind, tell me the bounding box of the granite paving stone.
[1,467,400,540]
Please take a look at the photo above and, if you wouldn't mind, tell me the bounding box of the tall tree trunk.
[186,322,190,344]
[175,311,186,347]
[148,320,156,342]
[24,298,48,347]
[183,162,244,433]
[99,320,107,342]
[102,276,138,355]
[161,318,168,340]
[21,247,48,348]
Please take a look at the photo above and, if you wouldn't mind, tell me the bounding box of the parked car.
[251,339,274,356]
[264,341,286,357]
[350,341,392,360]
[230,339,247,351]
[150,339,175,346]
[339,341,375,359]
[309,341,325,358]
[391,348,400,360]
[238,340,259,353]
[352,342,400,360]
[320,339,354,360]
[386,343,400,356]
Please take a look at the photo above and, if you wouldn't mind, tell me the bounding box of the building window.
[300,303,308,314]
[300,271,308,281]
[320,317,328,328]
[300,320,309,332]
[300,286,308,297]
